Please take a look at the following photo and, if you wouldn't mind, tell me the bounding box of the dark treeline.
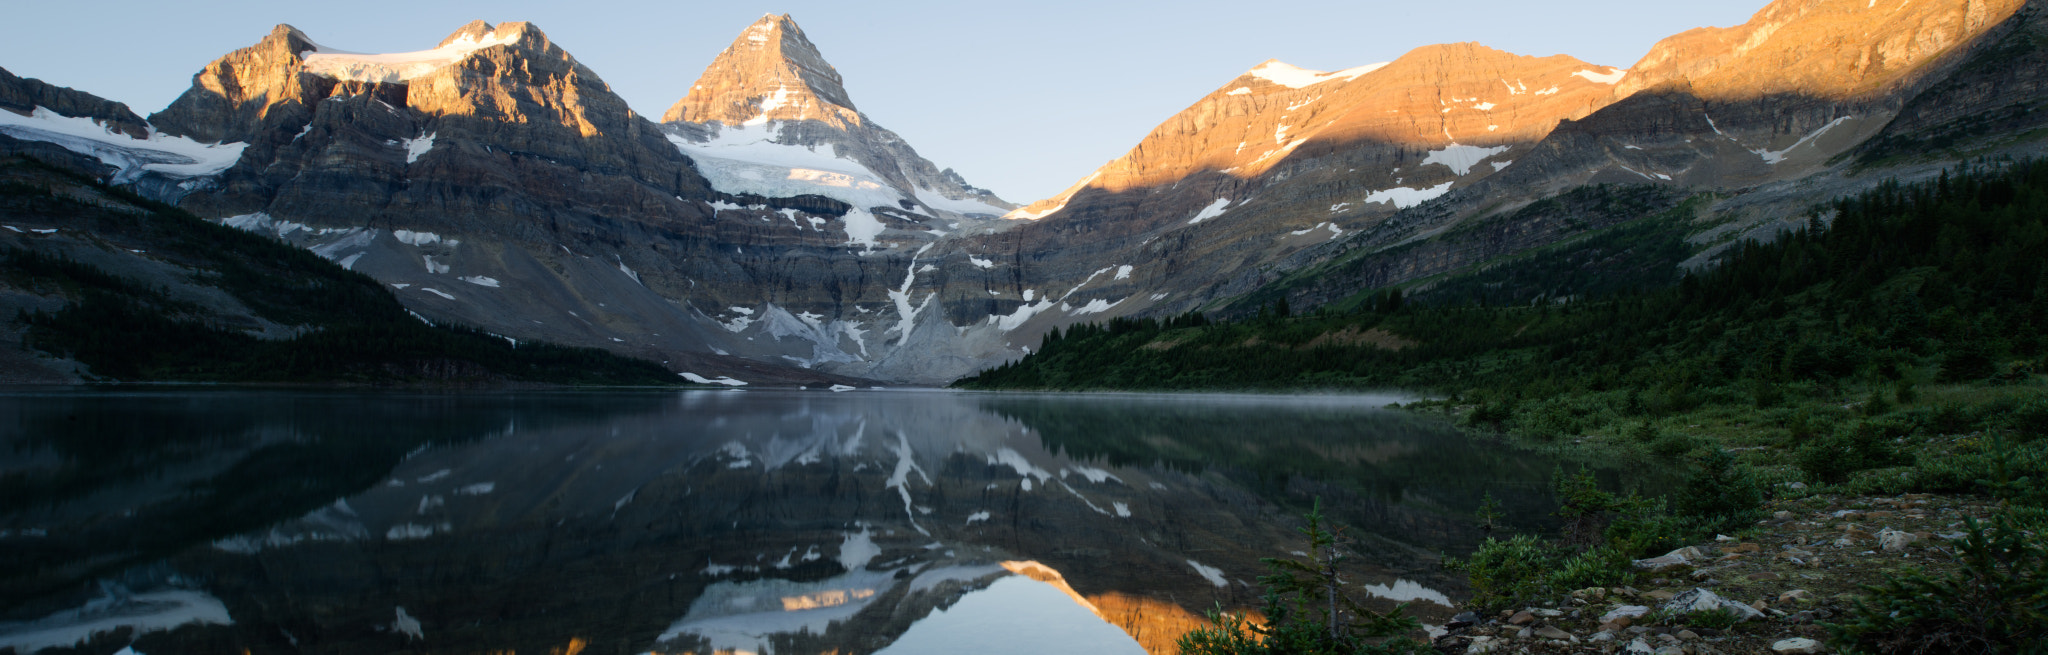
[956,160,2048,402]
[2,158,677,385]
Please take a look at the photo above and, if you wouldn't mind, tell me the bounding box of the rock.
[1601,620,1630,632]
[1715,534,1736,541]
[1676,629,1700,641]
[1532,608,1564,618]
[1602,605,1651,623]
[1590,631,1616,642]
[1774,510,1795,520]
[1448,611,1482,628]
[1772,637,1826,654]
[1508,610,1535,625]
[1879,528,1919,551]
[1654,647,1685,655]
[1465,636,1499,654]
[1644,590,1677,602]
[1779,589,1812,604]
[1746,571,1783,581]
[1636,546,1709,571]
[1534,625,1572,640]
[1628,637,1657,654]
[1662,588,1765,622]
[1719,542,1762,554]
[1515,626,1532,639]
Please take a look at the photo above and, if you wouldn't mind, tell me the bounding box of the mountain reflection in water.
[0,389,1608,655]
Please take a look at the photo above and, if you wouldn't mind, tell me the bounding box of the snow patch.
[841,208,886,252]
[1187,198,1231,225]
[459,276,499,287]
[1758,116,1852,164]
[1422,143,1510,175]
[1114,265,1133,280]
[1363,579,1454,607]
[401,132,435,163]
[680,372,747,386]
[1186,560,1228,587]
[1068,298,1123,315]
[301,29,522,83]
[1572,67,1627,84]
[419,287,455,300]
[393,230,442,246]
[0,106,247,182]
[969,255,995,269]
[1364,182,1455,208]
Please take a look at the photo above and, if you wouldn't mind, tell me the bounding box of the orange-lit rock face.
[663,13,862,129]
[1014,42,1619,218]
[1619,0,2026,101]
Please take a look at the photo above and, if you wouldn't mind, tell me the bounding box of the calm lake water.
[0,388,1603,655]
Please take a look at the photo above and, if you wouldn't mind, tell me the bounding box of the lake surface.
[0,388,1596,655]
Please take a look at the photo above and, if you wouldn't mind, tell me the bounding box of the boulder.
[1634,545,1709,571]
[1879,528,1919,551]
[1772,637,1826,654]
[1600,605,1650,623]
[1661,588,1765,622]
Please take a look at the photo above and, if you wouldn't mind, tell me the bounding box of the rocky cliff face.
[943,43,1625,340]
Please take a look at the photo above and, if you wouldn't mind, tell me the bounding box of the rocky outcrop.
[0,66,150,139]
[149,25,324,145]
[1854,0,2048,161]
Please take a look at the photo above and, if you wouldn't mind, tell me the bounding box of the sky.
[0,0,1766,203]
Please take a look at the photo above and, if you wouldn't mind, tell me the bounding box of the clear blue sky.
[0,0,1764,203]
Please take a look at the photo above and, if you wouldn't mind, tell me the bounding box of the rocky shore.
[1430,493,2005,654]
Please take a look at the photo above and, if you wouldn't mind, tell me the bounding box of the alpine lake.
[0,388,1643,655]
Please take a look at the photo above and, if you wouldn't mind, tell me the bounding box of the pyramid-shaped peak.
[439,20,496,47]
[663,13,857,125]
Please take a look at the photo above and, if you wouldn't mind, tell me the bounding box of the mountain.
[971,43,1625,319]
[1227,0,2039,314]
[660,14,1014,224]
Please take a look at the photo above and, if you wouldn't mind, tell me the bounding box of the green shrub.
[1446,534,1560,613]
[2007,398,2048,441]
[1676,448,1766,535]
[1604,504,1690,557]
[1549,546,1636,592]
[1829,515,2048,654]
[1798,420,1909,484]
[1688,607,1744,630]
[1650,431,1700,461]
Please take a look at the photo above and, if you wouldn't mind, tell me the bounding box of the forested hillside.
[959,161,2048,401]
